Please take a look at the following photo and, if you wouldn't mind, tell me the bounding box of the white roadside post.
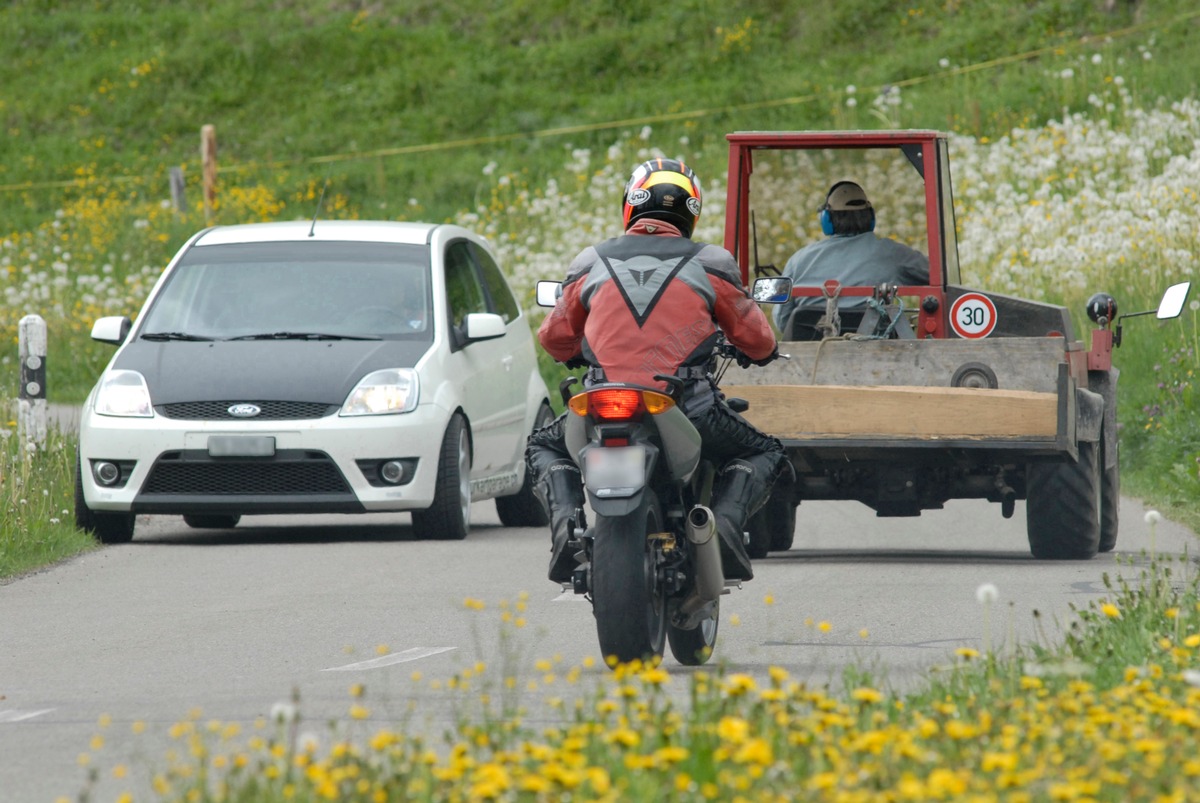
[18,314,48,452]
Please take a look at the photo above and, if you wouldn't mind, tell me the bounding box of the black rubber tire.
[183,514,241,529]
[667,599,719,666]
[747,487,798,557]
[1026,440,1101,560]
[495,403,554,527]
[412,414,471,541]
[591,495,667,666]
[74,454,135,544]
[1098,434,1120,553]
[771,502,798,552]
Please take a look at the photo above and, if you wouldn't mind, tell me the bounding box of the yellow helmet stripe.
[641,171,698,197]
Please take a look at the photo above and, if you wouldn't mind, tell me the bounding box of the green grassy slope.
[2,0,1197,231]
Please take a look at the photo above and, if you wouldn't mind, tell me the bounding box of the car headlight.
[94,370,154,417]
[340,369,419,416]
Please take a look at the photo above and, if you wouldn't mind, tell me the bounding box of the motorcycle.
[536,277,793,666]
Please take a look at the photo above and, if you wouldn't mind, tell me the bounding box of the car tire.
[183,514,241,529]
[1026,440,1101,560]
[495,403,554,528]
[74,453,135,544]
[412,413,471,541]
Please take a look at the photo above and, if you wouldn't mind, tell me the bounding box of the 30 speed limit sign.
[949,292,997,338]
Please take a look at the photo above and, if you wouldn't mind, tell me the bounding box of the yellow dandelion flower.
[717,716,750,743]
[818,621,831,632]
[851,687,883,704]
[1100,602,1121,618]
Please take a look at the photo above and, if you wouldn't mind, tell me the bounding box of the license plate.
[208,435,275,457]
[583,445,646,497]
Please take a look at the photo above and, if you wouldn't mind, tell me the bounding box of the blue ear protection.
[819,182,876,236]
[819,206,834,236]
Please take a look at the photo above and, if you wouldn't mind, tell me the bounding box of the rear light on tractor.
[568,388,675,421]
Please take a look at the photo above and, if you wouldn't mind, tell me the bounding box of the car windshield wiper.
[224,331,383,341]
[141,331,216,342]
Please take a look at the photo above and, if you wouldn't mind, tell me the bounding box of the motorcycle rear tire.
[591,494,667,666]
[667,599,719,666]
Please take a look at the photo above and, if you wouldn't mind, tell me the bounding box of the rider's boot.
[535,460,585,583]
[709,459,764,581]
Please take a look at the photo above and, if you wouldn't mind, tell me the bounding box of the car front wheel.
[74,453,135,544]
[412,413,471,541]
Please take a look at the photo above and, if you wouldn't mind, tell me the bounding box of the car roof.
[190,220,444,247]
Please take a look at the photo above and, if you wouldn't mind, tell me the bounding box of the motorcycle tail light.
[568,388,676,421]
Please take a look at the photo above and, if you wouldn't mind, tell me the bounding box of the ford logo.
[227,403,261,418]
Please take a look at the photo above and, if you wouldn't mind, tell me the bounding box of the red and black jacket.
[539,220,777,393]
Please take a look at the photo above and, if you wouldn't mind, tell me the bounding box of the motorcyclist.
[774,180,928,339]
[528,157,792,584]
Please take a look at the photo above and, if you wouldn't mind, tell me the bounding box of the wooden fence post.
[201,124,217,222]
[18,314,47,452]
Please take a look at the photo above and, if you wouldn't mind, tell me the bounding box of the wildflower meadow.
[1,20,1198,803]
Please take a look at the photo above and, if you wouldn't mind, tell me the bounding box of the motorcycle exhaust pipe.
[683,505,724,609]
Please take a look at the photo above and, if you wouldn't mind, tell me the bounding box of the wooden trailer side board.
[722,384,1058,440]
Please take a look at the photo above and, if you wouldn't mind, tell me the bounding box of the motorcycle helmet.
[622,158,703,237]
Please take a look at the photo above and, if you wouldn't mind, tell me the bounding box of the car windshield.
[138,241,434,341]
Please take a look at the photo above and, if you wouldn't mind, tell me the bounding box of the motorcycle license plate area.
[584,445,646,498]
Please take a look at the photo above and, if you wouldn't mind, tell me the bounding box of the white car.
[75,220,552,543]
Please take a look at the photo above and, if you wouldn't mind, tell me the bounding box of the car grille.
[155,401,337,420]
[141,451,351,496]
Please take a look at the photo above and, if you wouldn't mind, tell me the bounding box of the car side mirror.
[462,312,506,342]
[535,281,562,308]
[91,316,132,345]
[752,276,793,304]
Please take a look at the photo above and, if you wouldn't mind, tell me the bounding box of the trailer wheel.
[747,487,796,558]
[1026,441,1101,560]
[1098,435,1119,553]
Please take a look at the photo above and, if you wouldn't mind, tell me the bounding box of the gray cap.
[826,181,872,211]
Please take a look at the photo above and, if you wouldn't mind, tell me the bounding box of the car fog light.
[93,461,121,486]
[380,460,406,484]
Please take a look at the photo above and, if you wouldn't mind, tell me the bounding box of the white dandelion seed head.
[976,583,999,604]
[1144,510,1162,524]
[270,702,298,724]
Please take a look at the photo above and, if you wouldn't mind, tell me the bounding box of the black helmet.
[622,158,703,237]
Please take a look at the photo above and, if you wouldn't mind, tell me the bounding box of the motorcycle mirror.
[751,277,793,304]
[536,281,563,308]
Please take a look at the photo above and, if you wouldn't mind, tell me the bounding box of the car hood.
[109,339,433,405]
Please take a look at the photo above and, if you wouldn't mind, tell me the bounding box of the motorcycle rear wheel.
[591,495,667,666]
[667,599,719,666]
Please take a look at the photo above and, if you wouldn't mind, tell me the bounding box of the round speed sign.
[949,292,997,339]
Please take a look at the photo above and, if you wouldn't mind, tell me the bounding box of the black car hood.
[110,339,433,405]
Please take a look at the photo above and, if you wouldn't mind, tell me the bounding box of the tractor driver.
[774,180,929,340]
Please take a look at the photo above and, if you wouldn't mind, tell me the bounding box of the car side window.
[444,240,489,345]
[471,243,520,324]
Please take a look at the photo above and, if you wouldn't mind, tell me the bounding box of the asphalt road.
[1,496,1196,801]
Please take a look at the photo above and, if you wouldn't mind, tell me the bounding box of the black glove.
[563,355,589,369]
[741,345,779,367]
[753,345,782,367]
[729,345,777,369]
